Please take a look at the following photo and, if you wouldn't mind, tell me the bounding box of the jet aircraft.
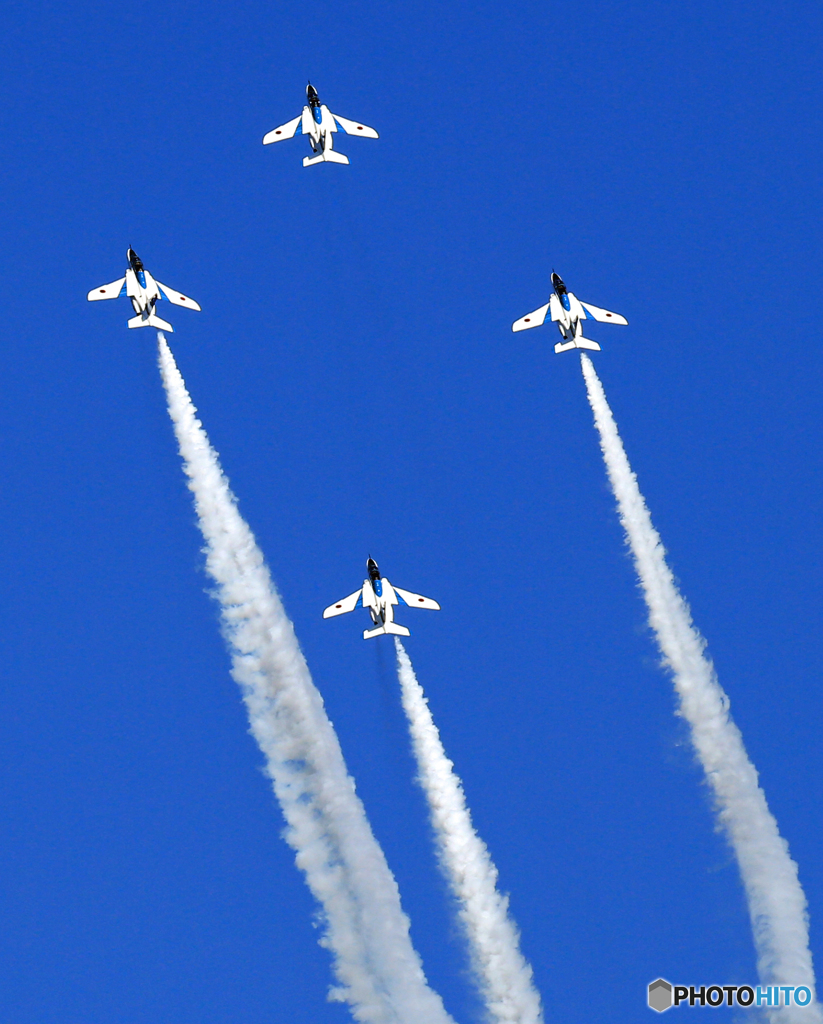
[512,272,627,353]
[263,83,379,167]
[87,249,201,332]
[323,558,440,639]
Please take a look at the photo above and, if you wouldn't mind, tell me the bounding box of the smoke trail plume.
[580,353,819,1023]
[157,333,455,1024]
[394,640,542,1024]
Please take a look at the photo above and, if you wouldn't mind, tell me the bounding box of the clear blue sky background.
[0,0,821,1020]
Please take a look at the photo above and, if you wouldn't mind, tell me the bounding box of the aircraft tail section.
[555,337,601,354]
[363,622,411,640]
[303,149,350,167]
[128,312,174,332]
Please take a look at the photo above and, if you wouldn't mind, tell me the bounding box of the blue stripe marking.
[118,280,127,297]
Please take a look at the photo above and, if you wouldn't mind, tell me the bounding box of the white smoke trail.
[580,353,819,1023]
[157,333,456,1024]
[394,640,543,1024]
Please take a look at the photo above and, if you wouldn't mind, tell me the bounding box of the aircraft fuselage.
[126,248,163,321]
[301,87,338,157]
[550,272,586,343]
[364,559,391,628]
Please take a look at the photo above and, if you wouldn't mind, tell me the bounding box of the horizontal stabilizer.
[555,338,600,354]
[303,149,350,166]
[129,312,174,332]
[363,623,411,640]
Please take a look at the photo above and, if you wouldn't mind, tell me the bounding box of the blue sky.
[0,0,822,1020]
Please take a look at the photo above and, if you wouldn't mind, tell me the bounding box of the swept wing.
[393,586,440,610]
[332,113,379,138]
[323,589,363,618]
[512,303,550,332]
[88,278,126,301]
[262,114,303,145]
[580,301,628,325]
[157,282,202,310]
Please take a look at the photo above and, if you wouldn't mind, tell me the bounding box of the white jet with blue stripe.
[512,271,627,354]
[88,248,201,333]
[323,558,440,639]
[263,82,379,167]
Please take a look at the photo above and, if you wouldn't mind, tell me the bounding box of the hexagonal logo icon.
[648,978,673,1012]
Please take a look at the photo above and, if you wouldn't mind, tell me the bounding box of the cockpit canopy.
[551,272,567,298]
[128,249,144,273]
[367,558,381,582]
[306,83,320,107]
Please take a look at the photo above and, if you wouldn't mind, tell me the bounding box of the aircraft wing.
[323,589,363,618]
[512,302,550,332]
[88,277,126,301]
[332,113,379,138]
[262,114,303,145]
[580,301,628,325]
[393,586,440,611]
[157,283,202,311]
